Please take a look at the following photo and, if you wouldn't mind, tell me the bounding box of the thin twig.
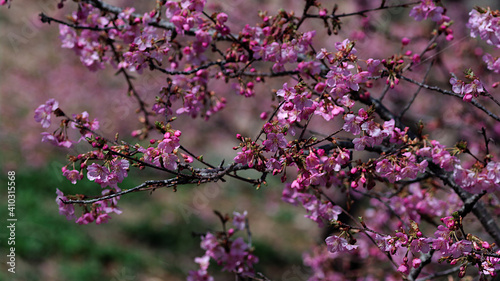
[399,75,500,122]
[399,60,434,119]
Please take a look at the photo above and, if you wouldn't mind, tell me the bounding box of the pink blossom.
[263,133,287,152]
[468,8,500,48]
[108,158,129,184]
[62,167,83,184]
[34,99,59,128]
[55,189,75,220]
[410,238,431,254]
[95,213,111,224]
[343,113,363,135]
[325,235,358,253]
[234,147,254,166]
[41,132,73,148]
[449,240,472,258]
[86,163,110,186]
[76,212,95,225]
[375,234,394,252]
[483,53,500,73]
[233,211,247,230]
[409,0,444,22]
[187,269,214,281]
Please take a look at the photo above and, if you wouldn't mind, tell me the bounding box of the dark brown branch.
[408,250,435,281]
[62,178,180,204]
[428,163,500,245]
[39,12,117,31]
[399,75,500,122]
[63,163,261,204]
[303,1,420,20]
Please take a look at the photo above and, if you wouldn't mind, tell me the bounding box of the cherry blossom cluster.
[449,74,485,102]
[35,99,99,148]
[468,7,500,48]
[188,211,258,280]
[21,0,500,279]
[139,130,182,170]
[34,98,186,224]
[409,0,444,22]
[410,0,454,41]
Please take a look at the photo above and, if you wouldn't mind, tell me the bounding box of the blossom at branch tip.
[55,189,75,220]
[483,53,500,73]
[232,211,247,230]
[263,132,287,152]
[41,132,73,148]
[34,98,59,128]
[325,235,358,253]
[62,167,83,184]
[468,7,500,48]
[409,0,444,22]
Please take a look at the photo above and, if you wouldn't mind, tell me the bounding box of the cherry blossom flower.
[409,0,444,22]
[233,211,247,230]
[62,167,83,184]
[34,99,59,128]
[325,235,358,253]
[55,189,75,220]
[468,8,500,48]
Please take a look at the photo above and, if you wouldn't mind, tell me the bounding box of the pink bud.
[412,258,421,268]
[260,112,268,120]
[401,37,410,46]
[412,54,421,64]
[314,82,326,93]
[150,139,156,144]
[359,176,367,184]
[350,167,358,174]
[217,12,228,23]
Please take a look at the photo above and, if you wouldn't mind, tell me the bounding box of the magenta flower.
[194,255,210,271]
[34,98,59,128]
[409,0,444,22]
[107,158,130,186]
[232,211,247,230]
[325,235,358,253]
[76,212,95,225]
[450,240,472,258]
[41,132,73,148]
[468,8,500,48]
[263,133,287,153]
[55,189,75,220]
[86,163,110,186]
[483,53,500,74]
[62,168,83,184]
[410,238,431,254]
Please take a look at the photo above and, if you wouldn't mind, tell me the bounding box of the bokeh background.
[1,0,500,280]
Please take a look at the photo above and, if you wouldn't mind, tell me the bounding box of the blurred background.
[1,0,499,280]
